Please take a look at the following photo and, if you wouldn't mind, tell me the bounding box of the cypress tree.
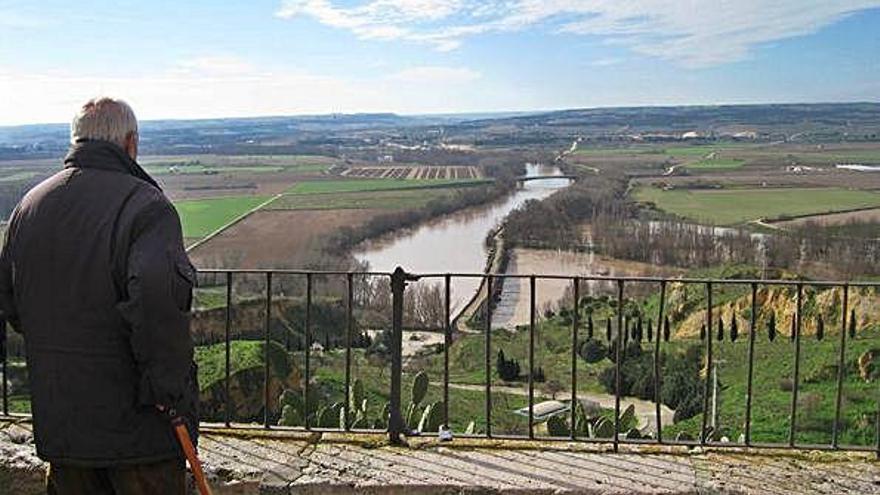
[664,316,671,342]
[717,315,724,341]
[587,313,594,340]
[768,312,777,342]
[790,315,796,342]
[849,309,857,339]
[700,323,706,341]
[816,314,824,341]
[636,316,643,342]
[606,318,612,341]
[624,317,630,345]
[730,315,738,342]
[647,319,654,342]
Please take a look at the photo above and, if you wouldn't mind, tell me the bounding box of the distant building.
[378,155,394,163]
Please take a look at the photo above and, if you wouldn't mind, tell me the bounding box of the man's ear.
[124,132,138,160]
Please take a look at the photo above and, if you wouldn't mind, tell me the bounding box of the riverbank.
[494,248,686,328]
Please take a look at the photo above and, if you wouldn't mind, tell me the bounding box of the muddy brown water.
[354,163,572,315]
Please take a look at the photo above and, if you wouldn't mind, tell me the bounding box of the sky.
[0,0,878,126]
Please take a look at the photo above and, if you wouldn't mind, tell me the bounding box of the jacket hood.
[64,139,161,190]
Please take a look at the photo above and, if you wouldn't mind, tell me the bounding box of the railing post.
[789,283,803,447]
[345,273,353,431]
[224,273,232,427]
[614,280,624,452]
[443,274,451,429]
[528,275,536,440]
[832,284,849,448]
[304,273,313,430]
[570,277,579,441]
[485,275,494,438]
[701,282,713,444]
[264,272,272,429]
[653,281,666,444]
[389,267,413,444]
[744,283,757,446]
[1,317,7,416]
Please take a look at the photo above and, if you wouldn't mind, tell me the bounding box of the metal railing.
[2,267,880,456]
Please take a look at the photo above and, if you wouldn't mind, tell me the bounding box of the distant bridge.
[515,174,577,183]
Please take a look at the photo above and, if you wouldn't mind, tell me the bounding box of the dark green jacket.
[0,140,198,466]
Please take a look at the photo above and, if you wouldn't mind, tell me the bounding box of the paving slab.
[2,418,879,494]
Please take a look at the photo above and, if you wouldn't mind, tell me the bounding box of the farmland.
[266,189,454,211]
[174,195,272,240]
[286,178,488,195]
[634,186,880,225]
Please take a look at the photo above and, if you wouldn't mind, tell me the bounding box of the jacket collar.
[64,139,161,190]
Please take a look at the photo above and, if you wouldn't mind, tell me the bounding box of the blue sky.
[0,0,878,125]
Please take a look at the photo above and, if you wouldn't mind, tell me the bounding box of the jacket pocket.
[171,253,196,312]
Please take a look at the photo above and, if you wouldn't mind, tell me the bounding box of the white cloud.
[388,66,481,84]
[276,0,880,66]
[0,61,492,126]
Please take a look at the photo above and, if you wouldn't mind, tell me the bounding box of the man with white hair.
[0,97,198,494]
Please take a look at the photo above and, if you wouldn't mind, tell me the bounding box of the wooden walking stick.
[169,411,213,495]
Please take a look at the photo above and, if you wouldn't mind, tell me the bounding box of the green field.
[687,158,746,170]
[286,178,489,195]
[267,189,453,211]
[174,195,270,238]
[0,171,42,182]
[635,187,880,225]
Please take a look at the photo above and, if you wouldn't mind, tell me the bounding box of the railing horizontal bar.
[194,269,880,287]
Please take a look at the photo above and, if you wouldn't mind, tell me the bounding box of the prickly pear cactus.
[593,418,614,438]
[465,421,477,435]
[619,404,636,431]
[547,414,570,437]
[411,371,429,406]
[418,401,445,433]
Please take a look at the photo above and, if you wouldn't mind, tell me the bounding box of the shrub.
[579,339,607,364]
[496,349,521,381]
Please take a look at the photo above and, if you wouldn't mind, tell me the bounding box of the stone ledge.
[3,418,880,494]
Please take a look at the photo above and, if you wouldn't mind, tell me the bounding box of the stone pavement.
[3,418,880,494]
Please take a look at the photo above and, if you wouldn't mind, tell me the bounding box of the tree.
[496,349,521,381]
[730,315,739,342]
[816,314,824,341]
[717,315,724,341]
[849,309,857,339]
[768,312,777,342]
[587,313,594,340]
[664,316,671,341]
[606,318,612,341]
[700,324,706,341]
[647,319,654,342]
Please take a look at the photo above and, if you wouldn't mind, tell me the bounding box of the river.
[354,163,572,315]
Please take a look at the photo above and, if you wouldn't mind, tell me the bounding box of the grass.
[663,327,880,446]
[688,158,746,170]
[174,195,270,238]
[266,189,453,211]
[195,340,291,392]
[285,178,490,195]
[193,286,230,310]
[634,186,880,225]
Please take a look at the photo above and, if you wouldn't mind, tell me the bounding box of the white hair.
[70,97,138,148]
